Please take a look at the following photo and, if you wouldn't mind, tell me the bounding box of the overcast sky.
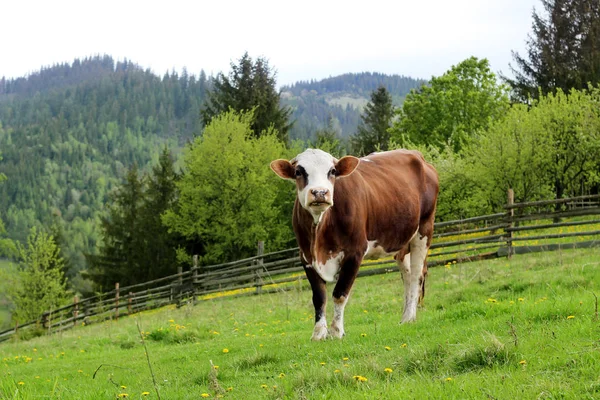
[2,0,540,86]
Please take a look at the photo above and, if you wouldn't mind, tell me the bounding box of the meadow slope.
[1,248,599,399]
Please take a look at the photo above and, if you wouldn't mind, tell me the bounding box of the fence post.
[506,188,514,259]
[255,241,264,294]
[176,266,183,306]
[128,292,133,315]
[41,312,49,330]
[73,296,79,327]
[115,282,120,321]
[192,255,199,303]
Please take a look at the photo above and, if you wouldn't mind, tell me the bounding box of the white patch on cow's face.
[313,251,344,283]
[294,149,337,222]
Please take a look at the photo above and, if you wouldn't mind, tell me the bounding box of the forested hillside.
[0,56,209,285]
[282,72,425,141]
[0,56,422,289]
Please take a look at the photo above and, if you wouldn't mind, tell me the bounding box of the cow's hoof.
[329,325,345,339]
[311,324,329,341]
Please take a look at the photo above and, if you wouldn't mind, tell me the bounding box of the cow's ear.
[270,159,296,180]
[335,156,360,178]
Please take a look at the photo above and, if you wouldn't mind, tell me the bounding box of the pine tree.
[86,165,145,289]
[507,0,600,101]
[201,52,293,143]
[351,86,395,156]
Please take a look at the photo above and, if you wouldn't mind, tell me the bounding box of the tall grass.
[1,248,599,399]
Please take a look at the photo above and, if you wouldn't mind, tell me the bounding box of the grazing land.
[1,248,599,399]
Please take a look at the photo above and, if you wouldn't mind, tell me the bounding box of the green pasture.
[1,248,599,399]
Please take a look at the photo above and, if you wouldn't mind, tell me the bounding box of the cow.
[270,148,439,340]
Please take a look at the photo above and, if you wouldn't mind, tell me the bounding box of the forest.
[1,0,600,329]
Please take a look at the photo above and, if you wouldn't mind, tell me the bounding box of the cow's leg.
[304,265,328,341]
[330,254,361,339]
[401,233,429,323]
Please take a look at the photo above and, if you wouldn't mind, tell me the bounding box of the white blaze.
[294,149,336,222]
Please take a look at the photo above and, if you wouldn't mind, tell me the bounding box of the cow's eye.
[295,169,302,178]
[329,168,337,177]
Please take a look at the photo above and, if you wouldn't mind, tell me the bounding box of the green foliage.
[310,116,347,158]
[351,86,395,156]
[202,52,292,144]
[3,228,69,324]
[507,0,600,101]
[468,87,600,208]
[0,216,17,259]
[391,57,509,152]
[163,110,295,264]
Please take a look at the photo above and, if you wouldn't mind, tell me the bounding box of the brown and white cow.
[270,148,438,340]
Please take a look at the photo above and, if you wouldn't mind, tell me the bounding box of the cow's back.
[333,149,438,253]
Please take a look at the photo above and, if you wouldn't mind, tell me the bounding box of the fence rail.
[2,191,600,343]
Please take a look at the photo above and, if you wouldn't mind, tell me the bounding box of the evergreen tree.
[86,165,145,289]
[351,86,395,156]
[507,0,600,101]
[138,147,181,280]
[5,228,69,323]
[201,52,293,143]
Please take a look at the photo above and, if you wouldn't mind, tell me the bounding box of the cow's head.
[270,149,360,221]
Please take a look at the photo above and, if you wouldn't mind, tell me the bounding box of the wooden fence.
[1,192,599,343]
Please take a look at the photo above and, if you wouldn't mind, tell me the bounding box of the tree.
[201,52,293,143]
[351,86,395,156]
[163,110,295,264]
[391,57,510,152]
[506,0,600,101]
[311,115,346,158]
[0,217,17,259]
[86,165,145,289]
[5,227,69,323]
[138,147,181,280]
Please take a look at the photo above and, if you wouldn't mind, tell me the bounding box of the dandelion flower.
[278,373,285,378]
[518,298,524,302]
[261,384,268,389]
[334,369,341,373]
[342,357,349,361]
[168,319,175,323]
[78,370,83,373]
[121,386,127,389]
[142,392,150,396]
[519,360,527,365]
[384,346,391,351]
[222,348,229,353]
[320,362,326,366]
[401,343,407,348]
[213,365,219,370]
[446,377,453,382]
[226,387,233,392]
[117,394,128,398]
[353,375,368,382]
[384,368,393,373]
[360,333,367,337]
[201,394,210,398]
[567,315,575,319]
[18,382,24,386]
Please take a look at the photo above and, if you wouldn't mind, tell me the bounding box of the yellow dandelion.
[363,310,368,313]
[278,373,285,378]
[18,382,24,386]
[384,368,393,373]
[222,348,229,353]
[213,365,219,370]
[272,385,277,389]
[360,333,367,337]
[168,319,174,323]
[320,362,326,366]
[446,377,453,382]
[121,386,127,389]
[117,394,129,398]
[142,392,150,396]
[201,394,210,398]
[226,387,233,392]
[78,370,83,373]
[567,315,575,319]
[353,375,368,382]
[259,344,264,347]
[35,376,40,379]
[519,360,527,365]
[261,384,268,389]
[401,343,407,348]
[334,369,341,373]
[384,346,391,351]
[80,349,85,353]
[518,298,524,302]
[343,357,349,361]
[33,348,37,352]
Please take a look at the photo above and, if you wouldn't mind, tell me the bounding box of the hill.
[0,56,425,290]
[0,248,598,398]
[281,72,426,141]
[0,56,209,285]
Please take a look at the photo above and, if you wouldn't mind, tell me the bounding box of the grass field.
[1,248,599,399]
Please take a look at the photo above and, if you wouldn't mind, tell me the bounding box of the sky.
[2,0,540,86]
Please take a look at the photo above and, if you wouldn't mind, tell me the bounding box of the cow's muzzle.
[309,188,331,207]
